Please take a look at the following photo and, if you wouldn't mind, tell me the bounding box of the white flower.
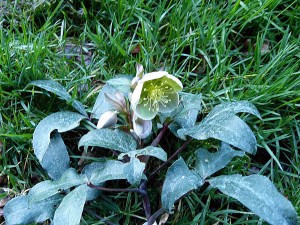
[131,71,183,120]
[132,113,152,139]
[97,111,117,129]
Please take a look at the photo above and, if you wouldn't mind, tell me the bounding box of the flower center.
[142,81,172,111]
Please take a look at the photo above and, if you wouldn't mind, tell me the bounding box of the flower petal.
[138,71,169,83]
[163,75,183,91]
[135,99,159,120]
[158,92,179,113]
[132,114,152,139]
[131,82,144,109]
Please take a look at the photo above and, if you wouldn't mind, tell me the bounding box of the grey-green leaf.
[52,184,88,225]
[41,131,70,180]
[178,113,258,154]
[28,80,87,116]
[169,93,202,134]
[28,168,87,203]
[206,101,261,120]
[209,174,298,225]
[125,157,146,185]
[86,159,145,185]
[195,142,244,179]
[161,158,204,212]
[118,146,167,162]
[79,128,137,153]
[106,75,133,96]
[33,111,86,162]
[81,162,104,200]
[3,194,62,225]
[91,84,116,119]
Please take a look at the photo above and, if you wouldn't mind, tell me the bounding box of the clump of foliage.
[3,64,298,225]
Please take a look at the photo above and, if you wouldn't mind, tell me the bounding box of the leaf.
[106,75,133,96]
[81,163,104,201]
[161,158,204,212]
[3,194,62,225]
[81,162,106,180]
[91,84,117,119]
[79,128,137,153]
[28,80,87,117]
[209,174,298,225]
[125,157,146,185]
[169,93,202,134]
[86,159,145,185]
[118,146,167,162]
[41,131,70,180]
[28,80,70,99]
[33,111,86,162]
[195,142,245,179]
[28,168,87,203]
[182,115,256,153]
[206,101,261,120]
[178,101,261,154]
[85,186,102,201]
[52,184,88,225]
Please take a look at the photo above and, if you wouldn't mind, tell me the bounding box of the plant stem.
[151,123,169,147]
[148,208,166,225]
[139,181,151,221]
[84,209,117,225]
[148,137,192,181]
[139,123,169,163]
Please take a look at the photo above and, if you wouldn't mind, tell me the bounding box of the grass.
[0,0,299,224]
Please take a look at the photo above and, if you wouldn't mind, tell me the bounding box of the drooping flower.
[132,113,152,139]
[131,71,183,120]
[97,111,118,129]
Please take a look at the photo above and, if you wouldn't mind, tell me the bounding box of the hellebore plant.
[3,64,298,225]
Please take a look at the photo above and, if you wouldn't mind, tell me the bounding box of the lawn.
[0,0,299,224]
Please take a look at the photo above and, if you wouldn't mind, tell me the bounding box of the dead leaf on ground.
[131,44,141,55]
[192,54,207,75]
[0,195,11,208]
[61,40,96,66]
[242,39,270,56]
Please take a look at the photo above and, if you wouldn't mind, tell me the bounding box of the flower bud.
[132,113,152,139]
[105,92,127,113]
[115,91,126,107]
[97,111,117,129]
[136,63,144,78]
[131,76,140,90]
